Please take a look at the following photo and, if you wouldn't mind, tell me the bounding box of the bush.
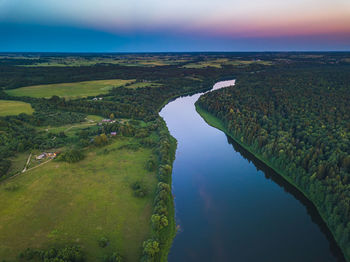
[98,237,109,248]
[146,158,157,171]
[94,133,108,146]
[103,252,123,262]
[131,181,148,197]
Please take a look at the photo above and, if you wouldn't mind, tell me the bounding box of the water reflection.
[226,135,345,261]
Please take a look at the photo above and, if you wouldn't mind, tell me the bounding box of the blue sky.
[1,0,349,52]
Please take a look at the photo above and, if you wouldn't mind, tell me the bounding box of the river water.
[159,80,344,262]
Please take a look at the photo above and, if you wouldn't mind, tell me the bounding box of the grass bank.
[195,104,348,262]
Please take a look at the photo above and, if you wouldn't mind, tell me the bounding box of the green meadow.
[5,79,134,99]
[0,137,157,261]
[0,100,34,116]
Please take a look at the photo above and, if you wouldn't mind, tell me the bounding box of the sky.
[1,0,350,52]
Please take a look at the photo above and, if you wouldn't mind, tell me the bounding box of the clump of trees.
[94,133,108,146]
[103,252,123,262]
[141,239,160,262]
[57,149,85,163]
[98,237,109,248]
[131,181,148,198]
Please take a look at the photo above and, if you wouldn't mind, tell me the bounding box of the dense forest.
[197,64,350,259]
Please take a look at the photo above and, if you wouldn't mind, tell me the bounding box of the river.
[159,80,345,262]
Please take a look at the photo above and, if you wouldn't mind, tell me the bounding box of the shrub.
[131,181,148,197]
[98,237,109,248]
[146,158,157,171]
[94,133,108,146]
[103,252,123,262]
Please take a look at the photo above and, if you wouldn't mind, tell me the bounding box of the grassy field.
[5,152,30,177]
[0,100,34,116]
[5,79,135,99]
[0,137,158,261]
[37,115,103,136]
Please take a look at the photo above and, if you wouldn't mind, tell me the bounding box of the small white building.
[36,153,46,160]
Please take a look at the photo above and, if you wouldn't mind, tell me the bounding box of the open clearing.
[0,100,34,116]
[0,137,157,261]
[5,79,135,99]
[37,115,103,136]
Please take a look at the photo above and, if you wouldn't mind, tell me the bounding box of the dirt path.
[64,122,95,132]
[22,153,32,173]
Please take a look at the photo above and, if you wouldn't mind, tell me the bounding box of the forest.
[197,63,350,260]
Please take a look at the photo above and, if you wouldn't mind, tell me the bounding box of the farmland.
[5,79,163,99]
[0,100,34,116]
[5,79,135,99]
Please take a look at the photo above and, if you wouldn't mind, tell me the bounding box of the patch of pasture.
[0,100,34,116]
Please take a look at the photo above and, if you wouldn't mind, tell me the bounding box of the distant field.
[6,79,134,99]
[183,59,272,68]
[14,56,190,67]
[0,137,157,261]
[0,100,34,116]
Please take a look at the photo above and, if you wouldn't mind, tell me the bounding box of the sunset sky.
[1,0,350,51]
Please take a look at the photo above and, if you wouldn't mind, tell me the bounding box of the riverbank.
[195,104,348,262]
[142,118,177,262]
[157,128,177,262]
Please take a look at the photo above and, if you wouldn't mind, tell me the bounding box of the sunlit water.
[159,80,344,262]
